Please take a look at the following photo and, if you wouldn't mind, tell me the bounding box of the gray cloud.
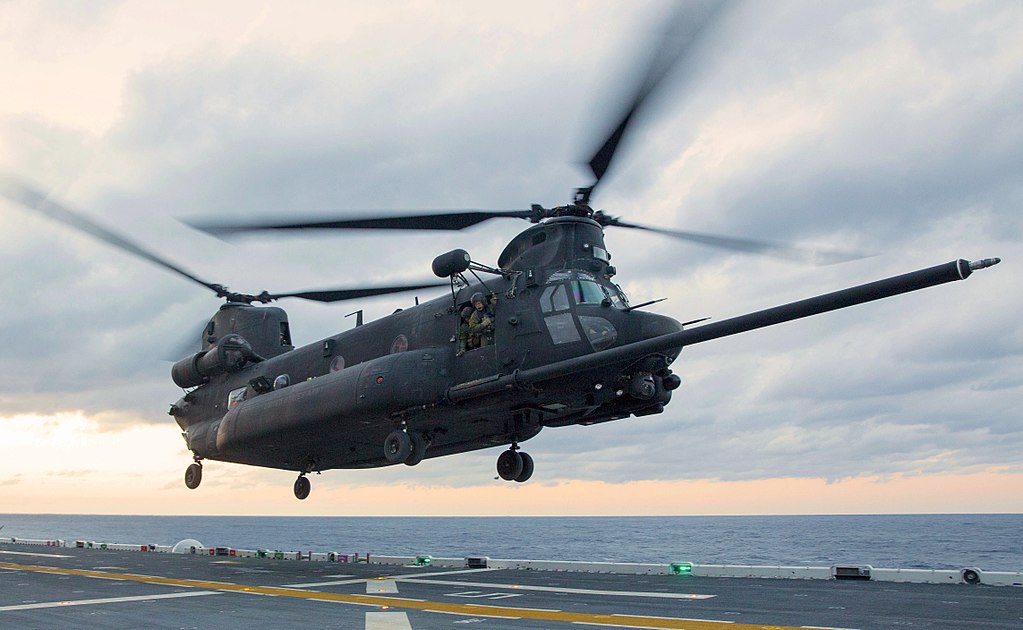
[1,0,1020,488]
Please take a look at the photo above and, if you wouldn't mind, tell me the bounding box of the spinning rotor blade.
[0,174,227,297]
[579,0,730,203]
[0,175,449,304]
[261,281,448,304]
[608,218,869,265]
[187,209,538,238]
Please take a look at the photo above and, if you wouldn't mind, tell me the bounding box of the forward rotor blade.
[581,0,730,201]
[0,174,227,296]
[186,209,537,238]
[264,281,448,303]
[611,220,870,266]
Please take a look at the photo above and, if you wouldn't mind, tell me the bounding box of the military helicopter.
[1,4,1000,501]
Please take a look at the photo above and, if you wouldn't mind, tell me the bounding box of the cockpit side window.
[607,283,629,308]
[540,284,570,313]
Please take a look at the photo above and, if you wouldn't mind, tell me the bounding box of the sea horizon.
[3,513,1020,571]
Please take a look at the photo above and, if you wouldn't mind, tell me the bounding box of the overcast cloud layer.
[1,0,1020,493]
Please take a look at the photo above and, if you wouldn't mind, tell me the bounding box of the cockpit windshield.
[544,270,630,309]
[571,279,606,305]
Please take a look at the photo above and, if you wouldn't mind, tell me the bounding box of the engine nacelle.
[171,333,262,388]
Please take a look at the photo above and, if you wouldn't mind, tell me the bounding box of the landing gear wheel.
[294,475,311,500]
[404,432,427,467]
[184,463,202,489]
[384,430,412,464]
[496,449,523,481]
[514,452,534,483]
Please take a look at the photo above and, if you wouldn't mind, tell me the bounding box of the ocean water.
[1,514,1019,571]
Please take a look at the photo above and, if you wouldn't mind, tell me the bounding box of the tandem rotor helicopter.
[2,3,1000,500]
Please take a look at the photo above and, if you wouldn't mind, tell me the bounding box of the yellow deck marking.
[0,561,805,630]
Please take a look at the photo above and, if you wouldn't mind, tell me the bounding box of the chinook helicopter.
[1,4,1001,501]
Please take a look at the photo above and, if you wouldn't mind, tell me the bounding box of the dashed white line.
[365,611,412,629]
[368,579,399,594]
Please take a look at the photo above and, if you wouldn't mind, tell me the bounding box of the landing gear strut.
[496,446,533,483]
[184,460,203,490]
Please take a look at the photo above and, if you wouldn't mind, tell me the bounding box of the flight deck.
[2,539,1020,629]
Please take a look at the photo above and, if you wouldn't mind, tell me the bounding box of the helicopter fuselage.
[171,217,686,474]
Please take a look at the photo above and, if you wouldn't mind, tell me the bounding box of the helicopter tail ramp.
[448,258,1000,402]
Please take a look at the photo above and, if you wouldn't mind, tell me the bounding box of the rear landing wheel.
[184,463,202,490]
[496,449,523,481]
[294,475,311,500]
[514,452,534,483]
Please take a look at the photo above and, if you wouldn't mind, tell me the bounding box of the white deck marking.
[386,567,498,579]
[365,611,412,630]
[368,579,400,594]
[0,591,220,612]
[282,576,358,588]
[396,577,714,599]
[445,590,523,600]
[0,550,72,559]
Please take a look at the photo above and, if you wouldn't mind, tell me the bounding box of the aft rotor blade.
[610,220,870,266]
[264,281,448,303]
[581,0,730,201]
[0,174,228,296]
[186,209,537,238]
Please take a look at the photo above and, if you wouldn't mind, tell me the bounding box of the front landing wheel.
[294,475,311,500]
[384,430,412,464]
[184,463,202,489]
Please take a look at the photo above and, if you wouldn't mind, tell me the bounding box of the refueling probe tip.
[968,257,1001,271]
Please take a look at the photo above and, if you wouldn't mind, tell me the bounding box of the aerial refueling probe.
[448,257,1001,401]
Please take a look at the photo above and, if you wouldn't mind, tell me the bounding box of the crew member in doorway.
[467,292,495,349]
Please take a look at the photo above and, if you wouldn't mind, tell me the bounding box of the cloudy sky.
[1,0,1020,516]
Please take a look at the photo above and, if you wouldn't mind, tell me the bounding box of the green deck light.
[669,562,693,575]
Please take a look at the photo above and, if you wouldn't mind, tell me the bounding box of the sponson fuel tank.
[211,349,449,455]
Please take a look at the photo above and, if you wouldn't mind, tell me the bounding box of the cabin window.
[544,313,581,344]
[390,334,408,354]
[280,322,292,346]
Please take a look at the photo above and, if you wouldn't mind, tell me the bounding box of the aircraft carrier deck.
[2,538,1020,629]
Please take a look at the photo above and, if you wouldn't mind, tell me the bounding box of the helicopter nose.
[639,312,685,339]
